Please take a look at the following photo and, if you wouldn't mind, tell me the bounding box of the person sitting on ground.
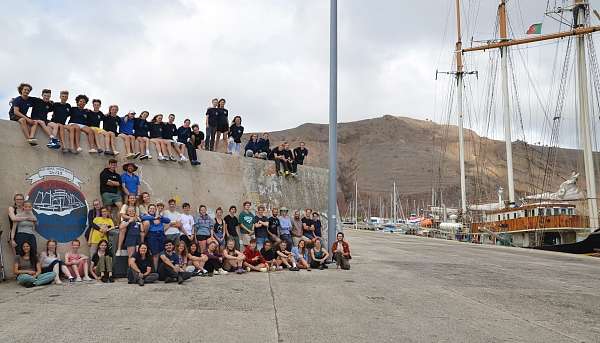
[65,239,92,281]
[157,240,192,284]
[227,115,244,155]
[190,124,205,151]
[102,104,120,156]
[90,206,115,256]
[87,99,104,153]
[134,110,152,160]
[177,119,201,166]
[238,201,255,248]
[212,207,226,249]
[141,204,171,269]
[30,88,60,149]
[205,98,219,151]
[253,205,270,250]
[332,232,351,270]
[312,212,323,239]
[10,201,38,256]
[267,207,282,247]
[99,159,123,213]
[9,83,38,145]
[309,238,329,270]
[203,241,227,276]
[224,205,241,250]
[128,243,159,286]
[176,241,195,274]
[163,199,183,246]
[291,239,310,270]
[14,241,55,288]
[40,239,74,284]
[302,208,316,242]
[278,207,293,249]
[244,134,264,159]
[119,110,140,159]
[214,98,229,153]
[243,238,268,272]
[163,113,188,162]
[194,205,213,253]
[187,242,208,276]
[90,239,114,283]
[292,141,308,174]
[260,240,279,271]
[66,94,91,153]
[276,241,299,271]
[223,238,246,274]
[123,206,142,257]
[48,90,71,152]
[257,132,271,159]
[179,203,196,247]
[291,210,309,247]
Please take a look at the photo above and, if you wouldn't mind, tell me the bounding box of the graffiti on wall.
[27,166,88,242]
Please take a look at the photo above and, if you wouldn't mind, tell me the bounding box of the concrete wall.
[0,119,329,276]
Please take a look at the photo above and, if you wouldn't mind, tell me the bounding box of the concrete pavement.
[1,230,600,342]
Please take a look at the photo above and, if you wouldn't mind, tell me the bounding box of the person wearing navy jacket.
[227,116,244,155]
[134,111,152,160]
[177,119,201,166]
[244,134,264,158]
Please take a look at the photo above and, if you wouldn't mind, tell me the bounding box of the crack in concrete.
[267,272,283,343]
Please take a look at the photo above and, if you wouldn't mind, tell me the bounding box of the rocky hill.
[246,115,597,216]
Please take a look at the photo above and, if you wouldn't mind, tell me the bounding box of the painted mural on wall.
[26,166,88,242]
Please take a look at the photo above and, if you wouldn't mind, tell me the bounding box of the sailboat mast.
[455,0,468,213]
[574,0,599,231]
[393,182,397,224]
[498,0,516,205]
[354,181,358,229]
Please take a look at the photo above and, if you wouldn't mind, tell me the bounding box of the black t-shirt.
[293,147,308,162]
[253,215,269,238]
[229,125,244,143]
[216,108,228,122]
[99,168,122,194]
[162,123,177,140]
[103,115,119,134]
[273,147,284,159]
[149,122,163,139]
[206,107,219,127]
[69,107,88,125]
[134,118,149,137]
[224,214,239,236]
[268,217,280,236]
[51,103,71,124]
[282,149,293,161]
[191,132,204,147]
[132,252,153,272]
[301,217,314,234]
[92,251,114,265]
[260,247,277,261]
[30,97,53,121]
[87,111,103,128]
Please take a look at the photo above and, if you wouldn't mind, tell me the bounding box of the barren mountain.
[246,115,598,216]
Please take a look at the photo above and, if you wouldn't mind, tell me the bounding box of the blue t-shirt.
[159,251,180,266]
[141,214,171,233]
[279,216,292,236]
[119,116,135,135]
[9,96,34,120]
[194,214,213,236]
[121,172,140,195]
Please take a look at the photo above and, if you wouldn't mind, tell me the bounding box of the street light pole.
[328,0,338,250]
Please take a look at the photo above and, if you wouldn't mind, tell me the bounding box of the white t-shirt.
[179,213,195,236]
[163,210,181,235]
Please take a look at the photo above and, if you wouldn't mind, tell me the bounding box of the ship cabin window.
[546,208,553,216]
[560,208,566,215]
[524,210,529,217]
[568,208,574,215]
[554,208,560,216]
[538,208,544,216]
[497,215,501,221]
[513,213,517,219]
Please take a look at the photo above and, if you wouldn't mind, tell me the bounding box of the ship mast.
[455,0,468,214]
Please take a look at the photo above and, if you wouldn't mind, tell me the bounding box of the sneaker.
[27,138,38,146]
[192,270,202,277]
[191,160,201,166]
[284,171,290,176]
[319,265,324,270]
[82,276,93,281]
[133,152,141,159]
[207,272,214,277]
[291,173,297,177]
[75,277,82,282]
[62,147,69,153]
[322,264,329,269]
[104,150,113,155]
[97,149,104,154]
[202,268,208,274]
[270,266,277,272]
[101,275,108,283]
[179,156,187,162]
[139,154,149,160]
[76,147,82,153]
[169,155,177,162]
[126,153,135,159]
[138,277,145,286]
[177,274,184,284]
[113,151,119,156]
[218,268,228,275]
[88,149,97,153]
[259,267,268,273]
[236,268,244,274]
[246,267,251,272]
[147,154,153,159]
[290,266,300,271]
[277,266,284,271]
[165,277,177,283]
[158,155,165,161]
[68,277,76,283]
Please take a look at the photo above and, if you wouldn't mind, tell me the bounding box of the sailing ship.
[32,189,86,216]
[441,0,600,252]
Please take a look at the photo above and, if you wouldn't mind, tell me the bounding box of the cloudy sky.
[2,0,600,148]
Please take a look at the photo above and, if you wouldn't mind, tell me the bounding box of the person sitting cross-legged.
[90,239,114,283]
[243,238,268,272]
[276,240,299,271]
[310,238,330,270]
[157,240,192,284]
[331,232,352,270]
[14,241,56,288]
[128,243,159,286]
[223,238,246,274]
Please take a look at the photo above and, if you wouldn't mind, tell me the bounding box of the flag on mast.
[526,23,542,34]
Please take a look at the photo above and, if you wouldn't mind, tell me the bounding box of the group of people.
[7,83,309,176]
[7,159,351,287]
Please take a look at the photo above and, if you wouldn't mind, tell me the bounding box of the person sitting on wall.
[157,240,192,284]
[244,134,264,159]
[273,143,292,177]
[66,94,94,154]
[99,159,123,216]
[292,141,308,174]
[29,88,60,149]
[90,239,114,283]
[86,98,104,154]
[257,132,272,159]
[14,241,56,288]
[127,243,159,286]
[119,110,140,159]
[177,119,201,166]
[48,90,72,153]
[190,123,205,152]
[331,232,351,270]
[9,83,37,145]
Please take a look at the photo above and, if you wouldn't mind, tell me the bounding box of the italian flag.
[526,23,542,34]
